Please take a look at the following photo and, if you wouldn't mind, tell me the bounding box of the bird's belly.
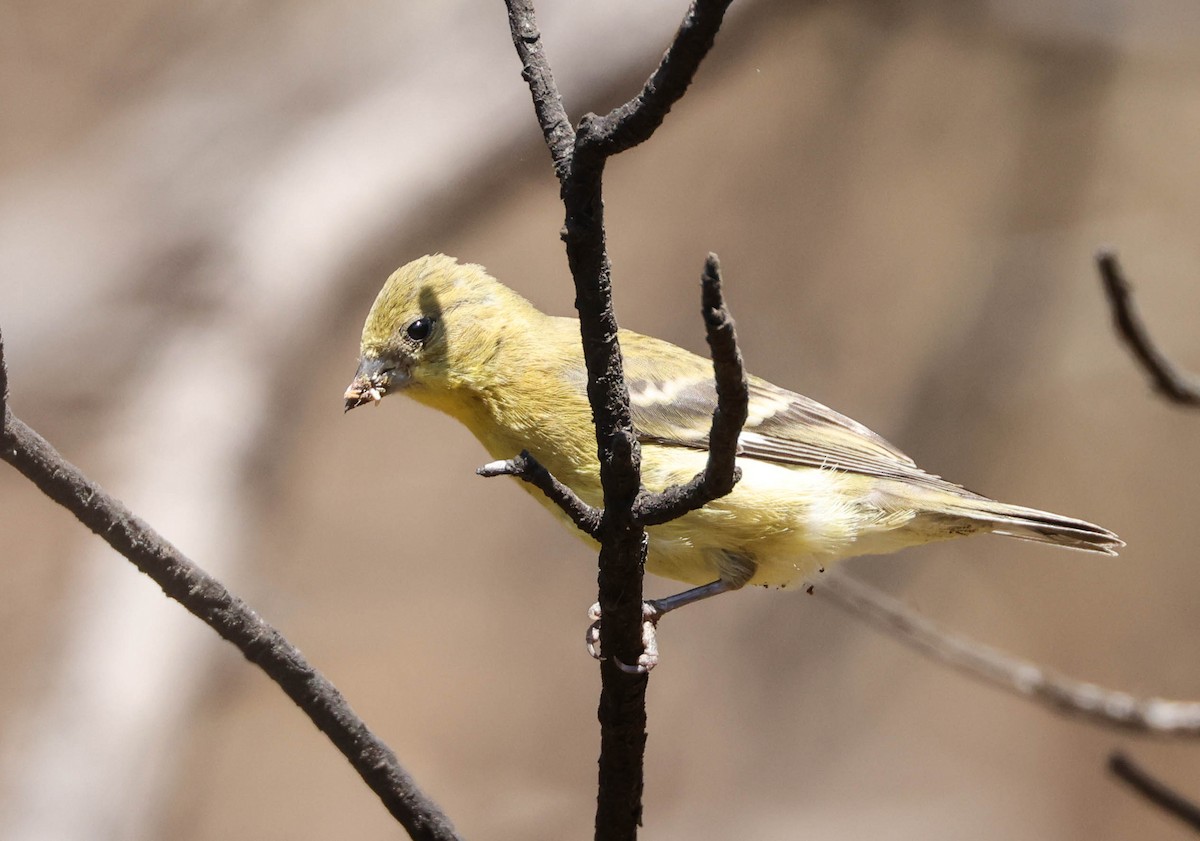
[640,449,914,587]
[495,433,932,588]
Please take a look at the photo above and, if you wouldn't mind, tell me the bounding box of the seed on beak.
[344,383,386,412]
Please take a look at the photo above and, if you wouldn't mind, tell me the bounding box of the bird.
[344,254,1121,647]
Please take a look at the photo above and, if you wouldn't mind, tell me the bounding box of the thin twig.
[0,340,460,841]
[575,0,736,166]
[1110,752,1200,832]
[478,450,602,539]
[636,254,748,527]
[1096,249,1200,405]
[816,573,1200,735]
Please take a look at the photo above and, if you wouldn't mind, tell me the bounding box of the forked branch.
[504,1,735,837]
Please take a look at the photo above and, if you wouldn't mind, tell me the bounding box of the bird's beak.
[344,356,402,412]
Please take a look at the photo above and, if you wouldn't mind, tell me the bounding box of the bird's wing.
[626,361,942,484]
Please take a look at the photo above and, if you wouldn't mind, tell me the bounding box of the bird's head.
[344,254,536,412]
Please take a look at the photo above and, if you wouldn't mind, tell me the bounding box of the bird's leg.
[650,579,740,614]
[586,579,740,674]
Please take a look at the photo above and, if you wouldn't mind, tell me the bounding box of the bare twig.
[0,339,460,841]
[636,254,748,527]
[504,0,575,180]
[505,1,733,836]
[816,573,1200,736]
[1096,249,1200,405]
[1110,753,1200,832]
[574,1,735,166]
[478,450,603,539]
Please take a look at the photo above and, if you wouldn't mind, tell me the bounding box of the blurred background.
[3,0,1200,838]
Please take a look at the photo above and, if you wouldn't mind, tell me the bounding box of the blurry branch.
[0,336,460,841]
[635,254,748,527]
[1096,249,1200,829]
[504,0,732,836]
[817,573,1200,736]
[1096,249,1200,406]
[1109,753,1200,832]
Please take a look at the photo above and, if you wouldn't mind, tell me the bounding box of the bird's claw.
[585,603,603,659]
[586,600,662,674]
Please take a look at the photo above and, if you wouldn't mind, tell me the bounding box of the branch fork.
[477,255,749,679]
[478,254,748,537]
[503,1,735,833]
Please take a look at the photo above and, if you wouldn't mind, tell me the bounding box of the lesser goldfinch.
[345,254,1120,597]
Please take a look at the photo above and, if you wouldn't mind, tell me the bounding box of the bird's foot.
[585,600,662,674]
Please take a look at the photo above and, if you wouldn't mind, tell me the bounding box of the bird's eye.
[406,316,434,343]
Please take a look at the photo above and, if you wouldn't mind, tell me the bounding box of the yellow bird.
[345,254,1120,602]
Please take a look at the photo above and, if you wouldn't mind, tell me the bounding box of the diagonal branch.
[636,253,748,527]
[816,572,1200,736]
[575,0,735,166]
[0,338,460,841]
[1109,752,1200,832]
[478,450,602,539]
[1096,249,1200,406]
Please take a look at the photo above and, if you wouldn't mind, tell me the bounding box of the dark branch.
[816,573,1200,736]
[1096,249,1200,406]
[636,254,748,527]
[0,339,460,841]
[506,2,733,835]
[504,0,575,181]
[0,326,8,426]
[575,0,734,166]
[1110,753,1200,831]
[478,450,602,539]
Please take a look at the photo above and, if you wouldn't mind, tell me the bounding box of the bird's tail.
[941,496,1123,556]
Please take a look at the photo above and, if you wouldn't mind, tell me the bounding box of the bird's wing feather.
[626,362,952,486]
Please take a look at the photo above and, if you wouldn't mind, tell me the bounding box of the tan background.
[4,0,1200,838]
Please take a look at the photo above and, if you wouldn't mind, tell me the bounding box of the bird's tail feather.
[947,498,1123,556]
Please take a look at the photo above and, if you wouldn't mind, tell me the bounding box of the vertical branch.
[0,326,8,430]
[559,123,650,840]
[504,2,733,837]
[635,254,748,525]
[504,0,575,180]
